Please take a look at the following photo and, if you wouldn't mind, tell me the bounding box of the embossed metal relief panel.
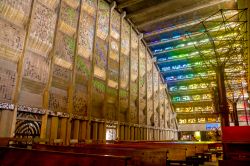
[49,63,70,111]
[130,31,138,96]
[49,87,68,112]
[94,0,109,79]
[74,0,96,115]
[28,1,57,56]
[96,0,109,41]
[0,20,25,62]
[130,30,139,124]
[23,51,50,84]
[52,64,71,84]
[82,0,97,16]
[139,43,146,125]
[19,50,50,107]
[39,0,59,10]
[106,10,120,121]
[78,0,97,59]
[74,55,91,116]
[119,19,130,121]
[92,0,110,119]
[159,83,165,127]
[0,59,16,103]
[58,1,79,36]
[73,84,88,116]
[108,10,120,88]
[54,32,75,69]
[120,21,130,90]
[0,0,32,27]
[153,65,159,126]
[147,51,153,126]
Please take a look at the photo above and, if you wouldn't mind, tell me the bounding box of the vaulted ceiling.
[112,0,239,83]
[114,0,237,42]
[111,0,246,107]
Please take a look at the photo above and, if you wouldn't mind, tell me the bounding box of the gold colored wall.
[0,0,178,143]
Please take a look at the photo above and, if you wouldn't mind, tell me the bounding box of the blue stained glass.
[161,38,169,42]
[173,35,180,39]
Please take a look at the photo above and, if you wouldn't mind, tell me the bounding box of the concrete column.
[98,122,104,141]
[138,127,141,140]
[151,129,154,140]
[137,127,141,140]
[142,128,145,140]
[65,118,72,145]
[141,128,144,140]
[152,129,156,140]
[80,120,87,140]
[0,110,13,137]
[73,120,80,139]
[155,129,158,140]
[130,126,134,140]
[144,128,147,140]
[135,127,139,140]
[50,116,59,143]
[120,125,124,140]
[10,107,17,137]
[124,126,127,140]
[148,129,151,140]
[103,122,106,143]
[139,128,142,140]
[170,131,173,140]
[93,122,98,140]
[147,128,150,140]
[60,118,67,144]
[86,121,91,140]
[40,112,48,140]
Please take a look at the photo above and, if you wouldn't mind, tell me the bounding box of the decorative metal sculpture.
[187,9,248,126]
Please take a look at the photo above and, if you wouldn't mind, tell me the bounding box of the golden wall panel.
[0,0,177,135]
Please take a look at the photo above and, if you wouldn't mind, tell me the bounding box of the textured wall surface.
[0,0,178,140]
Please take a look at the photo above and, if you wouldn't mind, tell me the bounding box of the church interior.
[0,0,250,165]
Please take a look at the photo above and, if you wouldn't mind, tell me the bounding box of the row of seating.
[0,137,223,166]
[113,141,221,166]
[0,146,132,166]
[33,140,221,165]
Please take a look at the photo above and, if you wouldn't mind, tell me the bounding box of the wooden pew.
[195,145,212,162]
[0,146,132,166]
[85,141,203,165]
[165,147,187,165]
[113,141,216,164]
[31,140,220,165]
[33,143,167,166]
